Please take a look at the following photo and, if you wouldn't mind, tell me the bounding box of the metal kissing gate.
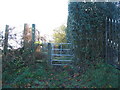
[106,18,120,69]
[48,43,74,66]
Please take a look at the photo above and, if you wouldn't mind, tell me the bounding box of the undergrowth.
[2,58,120,88]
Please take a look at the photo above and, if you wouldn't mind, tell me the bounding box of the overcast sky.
[0,0,68,38]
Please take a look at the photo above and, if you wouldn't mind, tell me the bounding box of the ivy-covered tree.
[67,2,119,64]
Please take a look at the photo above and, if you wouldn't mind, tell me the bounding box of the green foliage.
[80,62,120,88]
[3,57,120,88]
[53,25,67,43]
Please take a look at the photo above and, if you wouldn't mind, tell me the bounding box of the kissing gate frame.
[48,43,74,66]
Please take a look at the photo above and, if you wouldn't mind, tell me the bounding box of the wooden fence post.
[3,25,9,61]
[31,24,35,61]
[23,23,27,49]
[48,43,52,66]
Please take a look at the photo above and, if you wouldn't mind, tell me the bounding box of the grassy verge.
[2,59,120,88]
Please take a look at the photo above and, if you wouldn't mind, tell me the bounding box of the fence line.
[106,17,120,69]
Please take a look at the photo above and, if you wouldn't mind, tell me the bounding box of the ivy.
[67,2,119,63]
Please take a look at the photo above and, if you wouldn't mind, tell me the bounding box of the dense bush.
[2,58,120,88]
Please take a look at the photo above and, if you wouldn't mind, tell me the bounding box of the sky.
[0,0,69,41]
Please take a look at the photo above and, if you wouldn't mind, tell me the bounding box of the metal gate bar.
[48,43,73,66]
